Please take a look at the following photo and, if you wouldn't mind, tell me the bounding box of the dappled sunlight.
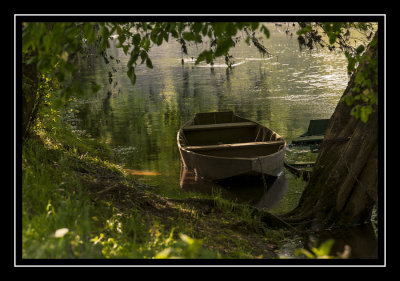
[124,169,161,176]
[21,20,380,261]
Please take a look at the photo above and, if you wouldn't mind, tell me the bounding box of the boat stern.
[251,149,286,177]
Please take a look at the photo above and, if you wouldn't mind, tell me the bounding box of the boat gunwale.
[177,114,287,162]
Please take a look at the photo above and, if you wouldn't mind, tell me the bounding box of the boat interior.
[180,112,285,157]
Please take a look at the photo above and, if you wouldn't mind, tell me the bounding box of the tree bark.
[22,51,41,141]
[281,33,379,231]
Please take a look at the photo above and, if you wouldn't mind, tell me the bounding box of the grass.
[22,110,296,260]
[21,78,379,262]
[20,85,316,260]
[26,113,373,260]
[22,135,201,258]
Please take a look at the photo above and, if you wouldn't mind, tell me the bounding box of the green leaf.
[167,22,176,32]
[350,105,360,119]
[127,52,138,68]
[356,44,365,54]
[323,22,333,32]
[177,22,185,33]
[195,50,213,65]
[140,51,147,64]
[182,32,202,43]
[150,27,160,43]
[250,22,260,31]
[225,22,237,36]
[341,95,354,106]
[211,22,228,36]
[260,25,270,38]
[170,29,179,38]
[214,37,234,57]
[328,34,337,44]
[369,92,378,105]
[132,33,141,46]
[162,31,169,42]
[83,23,96,44]
[360,105,372,123]
[156,33,163,45]
[118,34,126,45]
[345,51,356,73]
[146,57,153,69]
[348,59,356,73]
[296,25,312,36]
[201,24,209,36]
[314,239,334,257]
[100,24,110,40]
[295,248,315,259]
[192,22,203,33]
[155,248,172,259]
[122,45,129,55]
[141,37,151,51]
[127,67,136,85]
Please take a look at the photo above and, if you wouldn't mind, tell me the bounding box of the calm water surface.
[68,23,350,207]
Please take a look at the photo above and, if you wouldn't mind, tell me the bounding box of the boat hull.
[179,146,285,180]
[177,112,286,180]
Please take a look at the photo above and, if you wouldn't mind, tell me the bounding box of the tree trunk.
[22,51,40,141]
[281,34,379,231]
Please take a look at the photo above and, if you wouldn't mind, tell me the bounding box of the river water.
[63,23,377,258]
[68,22,350,207]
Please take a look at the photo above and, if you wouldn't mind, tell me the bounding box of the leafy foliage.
[296,22,378,123]
[341,33,378,122]
[21,21,273,140]
[295,239,351,259]
[22,20,378,141]
[22,23,98,101]
[22,22,270,102]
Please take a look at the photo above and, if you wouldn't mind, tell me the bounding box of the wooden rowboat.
[177,111,286,180]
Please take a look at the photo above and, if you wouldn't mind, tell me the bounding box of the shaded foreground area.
[21,120,378,261]
[22,123,290,260]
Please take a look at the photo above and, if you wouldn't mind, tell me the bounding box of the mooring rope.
[257,157,268,190]
[254,127,261,142]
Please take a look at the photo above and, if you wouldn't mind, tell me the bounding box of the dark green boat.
[291,119,330,146]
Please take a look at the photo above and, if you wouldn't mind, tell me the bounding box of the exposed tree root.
[170,197,299,232]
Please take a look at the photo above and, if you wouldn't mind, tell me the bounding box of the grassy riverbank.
[22,110,302,259]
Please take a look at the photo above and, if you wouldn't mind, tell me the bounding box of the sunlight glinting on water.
[69,23,350,198]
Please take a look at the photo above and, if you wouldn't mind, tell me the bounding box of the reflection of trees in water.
[255,65,271,123]
[102,93,112,116]
[175,65,195,124]
[73,22,348,179]
[215,72,226,112]
[73,93,114,139]
[148,85,158,103]
[181,65,190,99]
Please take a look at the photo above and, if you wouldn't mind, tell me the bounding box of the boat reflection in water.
[180,166,288,210]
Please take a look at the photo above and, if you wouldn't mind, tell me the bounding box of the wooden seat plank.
[185,140,285,151]
[183,122,257,131]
